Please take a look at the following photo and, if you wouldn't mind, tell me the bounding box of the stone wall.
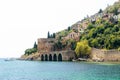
[37,38,55,52]
[37,38,76,61]
[39,50,76,61]
[91,48,120,61]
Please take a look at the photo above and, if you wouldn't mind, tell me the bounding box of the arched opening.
[41,54,44,61]
[53,54,57,61]
[49,54,52,61]
[58,54,62,61]
[45,54,48,61]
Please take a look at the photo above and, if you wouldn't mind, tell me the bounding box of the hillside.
[22,0,120,59]
[80,0,120,50]
[56,0,120,50]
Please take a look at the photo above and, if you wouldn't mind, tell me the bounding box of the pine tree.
[47,31,50,38]
[53,33,56,38]
[33,42,37,49]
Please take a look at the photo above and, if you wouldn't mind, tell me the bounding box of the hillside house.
[62,31,80,41]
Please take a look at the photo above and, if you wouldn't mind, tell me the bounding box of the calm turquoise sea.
[0,59,120,80]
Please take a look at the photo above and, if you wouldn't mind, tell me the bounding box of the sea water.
[0,59,120,80]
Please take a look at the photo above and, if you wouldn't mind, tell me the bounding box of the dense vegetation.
[56,27,73,39]
[53,39,76,51]
[25,42,37,55]
[81,19,120,50]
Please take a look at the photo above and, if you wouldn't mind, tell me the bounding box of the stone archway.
[58,54,62,61]
[41,54,44,61]
[53,54,57,61]
[45,54,48,61]
[49,54,52,61]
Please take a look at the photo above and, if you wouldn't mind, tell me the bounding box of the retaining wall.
[91,48,120,61]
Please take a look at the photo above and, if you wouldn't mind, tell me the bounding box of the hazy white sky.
[0,0,118,58]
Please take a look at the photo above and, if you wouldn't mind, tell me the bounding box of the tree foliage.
[53,41,62,50]
[98,9,103,13]
[47,31,56,38]
[53,33,56,38]
[25,42,38,55]
[68,26,71,31]
[25,48,37,55]
[81,19,120,50]
[75,40,91,58]
[71,41,76,50]
[33,42,37,48]
[47,31,50,38]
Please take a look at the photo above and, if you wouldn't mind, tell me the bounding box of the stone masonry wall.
[39,50,76,61]
[37,38,55,52]
[91,48,120,61]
